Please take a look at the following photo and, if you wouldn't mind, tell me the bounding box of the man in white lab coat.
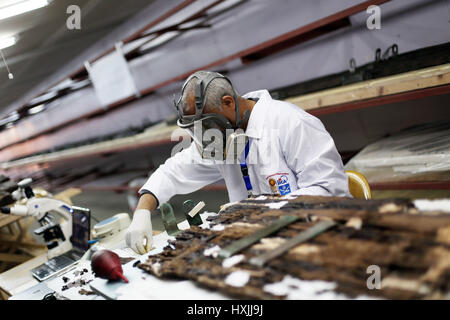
[125,70,350,254]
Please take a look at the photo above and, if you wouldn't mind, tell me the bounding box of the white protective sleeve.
[281,112,350,197]
[139,142,222,206]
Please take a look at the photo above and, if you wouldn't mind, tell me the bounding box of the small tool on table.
[183,200,205,226]
[218,215,301,259]
[160,203,181,236]
[249,220,337,267]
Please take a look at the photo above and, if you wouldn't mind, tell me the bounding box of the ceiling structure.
[0,0,155,114]
[0,0,448,144]
[0,0,449,193]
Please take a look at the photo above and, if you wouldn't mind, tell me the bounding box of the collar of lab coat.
[242,89,272,139]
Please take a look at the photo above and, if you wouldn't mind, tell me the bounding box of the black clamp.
[375,44,399,62]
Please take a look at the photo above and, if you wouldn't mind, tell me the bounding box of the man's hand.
[125,209,153,254]
[125,193,157,254]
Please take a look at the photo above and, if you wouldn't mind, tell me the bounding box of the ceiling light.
[28,104,45,115]
[0,36,16,50]
[0,0,51,21]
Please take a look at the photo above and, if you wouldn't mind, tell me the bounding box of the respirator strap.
[233,96,257,129]
[235,108,250,130]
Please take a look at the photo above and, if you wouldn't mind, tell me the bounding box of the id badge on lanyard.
[240,141,253,197]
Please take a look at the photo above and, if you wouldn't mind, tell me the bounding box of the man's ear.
[221,95,235,110]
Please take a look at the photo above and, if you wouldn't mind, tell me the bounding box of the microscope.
[1,178,74,259]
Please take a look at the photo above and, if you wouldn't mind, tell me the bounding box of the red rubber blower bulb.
[91,250,128,283]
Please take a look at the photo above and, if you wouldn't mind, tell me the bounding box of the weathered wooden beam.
[286,63,450,111]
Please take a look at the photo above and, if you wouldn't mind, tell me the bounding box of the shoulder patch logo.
[266,173,291,196]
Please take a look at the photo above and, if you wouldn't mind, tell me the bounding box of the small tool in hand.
[183,200,204,226]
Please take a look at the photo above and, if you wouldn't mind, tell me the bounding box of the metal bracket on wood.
[183,199,204,226]
[218,215,301,259]
[249,220,337,267]
[160,203,181,236]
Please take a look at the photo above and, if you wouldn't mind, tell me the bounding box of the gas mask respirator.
[173,72,250,162]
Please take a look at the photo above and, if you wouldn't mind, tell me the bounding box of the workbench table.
[6,198,450,300]
[6,212,229,300]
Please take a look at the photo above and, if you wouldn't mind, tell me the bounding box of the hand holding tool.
[125,209,153,255]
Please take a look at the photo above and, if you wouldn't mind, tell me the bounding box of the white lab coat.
[140,90,350,205]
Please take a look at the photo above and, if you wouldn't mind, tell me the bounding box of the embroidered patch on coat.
[276,175,291,195]
[268,178,279,195]
[266,173,291,196]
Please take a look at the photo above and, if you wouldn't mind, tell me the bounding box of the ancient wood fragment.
[139,195,450,299]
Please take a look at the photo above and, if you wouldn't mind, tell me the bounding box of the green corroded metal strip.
[218,215,301,259]
[249,220,337,267]
[160,203,181,236]
[183,199,203,226]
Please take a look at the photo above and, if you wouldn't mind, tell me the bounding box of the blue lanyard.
[240,141,253,196]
